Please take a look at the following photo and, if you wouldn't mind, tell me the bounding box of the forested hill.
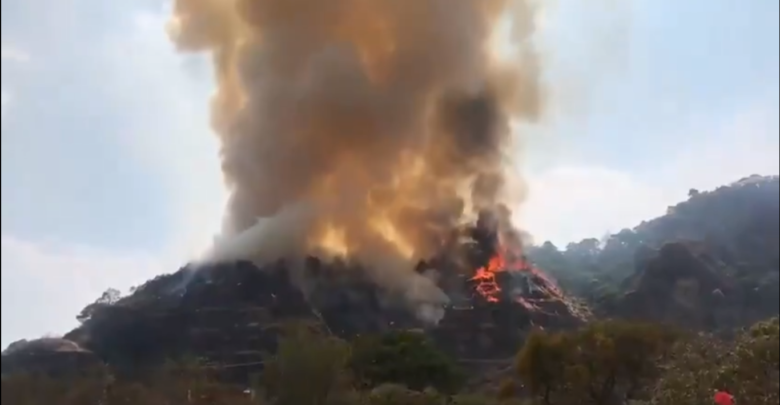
[528,174,779,327]
[2,175,778,405]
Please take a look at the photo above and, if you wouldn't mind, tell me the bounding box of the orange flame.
[469,243,563,307]
[470,254,506,302]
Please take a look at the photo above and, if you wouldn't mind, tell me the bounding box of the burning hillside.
[167,0,553,318]
[38,216,586,380]
[5,0,589,378]
[468,244,565,308]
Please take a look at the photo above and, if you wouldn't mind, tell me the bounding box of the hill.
[3,213,590,380]
[528,174,779,329]
[2,175,778,387]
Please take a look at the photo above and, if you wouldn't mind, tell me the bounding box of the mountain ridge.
[3,174,778,383]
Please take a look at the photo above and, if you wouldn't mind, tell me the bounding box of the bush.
[350,330,465,393]
[2,318,776,405]
[652,317,779,405]
[365,383,446,405]
[515,321,679,404]
[262,323,353,405]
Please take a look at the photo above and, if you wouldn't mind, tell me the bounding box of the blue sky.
[1,0,778,347]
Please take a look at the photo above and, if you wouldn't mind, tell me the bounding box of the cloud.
[1,44,29,62]
[654,102,780,191]
[95,9,227,258]
[2,44,28,121]
[520,101,779,246]
[0,8,226,348]
[0,234,167,347]
[520,166,671,245]
[1,90,9,119]
[3,6,226,255]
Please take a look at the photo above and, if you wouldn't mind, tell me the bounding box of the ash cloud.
[168,0,545,309]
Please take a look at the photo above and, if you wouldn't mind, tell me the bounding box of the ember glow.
[470,253,507,302]
[470,242,563,308]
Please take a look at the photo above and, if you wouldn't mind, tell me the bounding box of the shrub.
[350,330,465,393]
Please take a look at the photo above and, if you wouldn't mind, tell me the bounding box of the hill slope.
[3,175,778,380]
[528,174,780,329]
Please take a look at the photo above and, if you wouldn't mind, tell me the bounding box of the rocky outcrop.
[46,242,584,382]
[63,261,317,379]
[527,176,779,331]
[616,241,778,330]
[1,338,103,377]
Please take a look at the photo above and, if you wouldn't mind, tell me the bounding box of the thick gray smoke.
[168,0,545,316]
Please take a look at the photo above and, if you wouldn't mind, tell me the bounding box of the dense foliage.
[3,318,777,404]
[350,330,466,393]
[528,175,779,319]
[514,321,679,404]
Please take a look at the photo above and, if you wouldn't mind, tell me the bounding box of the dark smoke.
[168,0,545,317]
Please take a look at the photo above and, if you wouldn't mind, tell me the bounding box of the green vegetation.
[4,176,777,404]
[652,317,779,405]
[350,330,465,393]
[514,321,679,404]
[528,175,779,321]
[529,176,778,286]
[3,318,777,404]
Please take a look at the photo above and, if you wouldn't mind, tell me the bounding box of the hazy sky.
[1,0,778,347]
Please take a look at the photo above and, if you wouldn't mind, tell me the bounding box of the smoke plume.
[168,0,545,306]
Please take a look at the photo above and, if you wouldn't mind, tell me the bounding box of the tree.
[350,330,465,394]
[262,322,352,405]
[1,373,63,405]
[526,176,780,326]
[516,321,677,405]
[141,358,210,403]
[515,330,570,404]
[76,288,122,323]
[652,317,779,405]
[726,317,780,404]
[564,321,677,404]
[105,381,168,405]
[366,383,446,405]
[98,288,122,304]
[1,370,108,405]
